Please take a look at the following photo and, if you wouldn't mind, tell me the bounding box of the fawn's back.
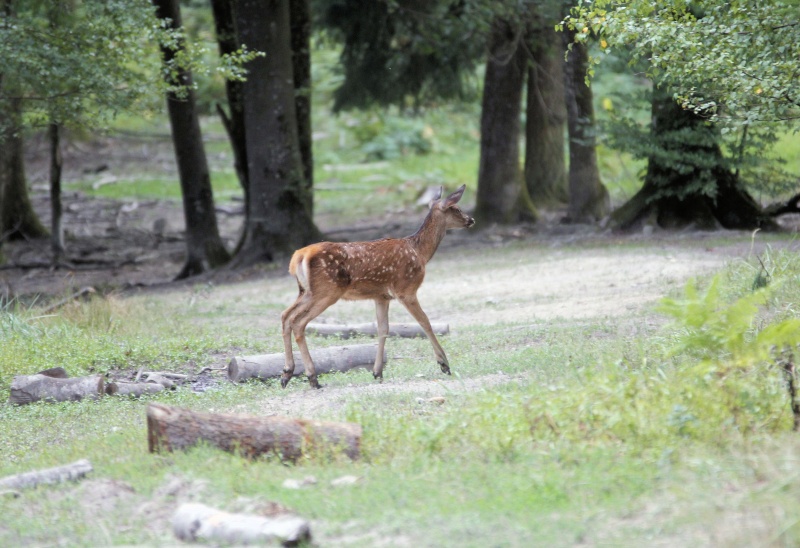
[289,238,424,301]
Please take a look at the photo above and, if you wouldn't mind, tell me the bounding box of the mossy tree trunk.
[525,23,567,207]
[474,20,537,225]
[153,0,231,279]
[562,30,609,223]
[231,0,320,267]
[611,88,776,231]
[0,97,48,242]
[210,0,249,252]
[289,0,313,217]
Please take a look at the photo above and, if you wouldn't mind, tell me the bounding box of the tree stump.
[172,502,311,546]
[306,322,449,339]
[147,403,362,462]
[9,374,105,405]
[228,344,382,383]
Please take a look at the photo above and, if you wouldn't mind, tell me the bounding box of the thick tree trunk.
[562,31,609,223]
[525,25,567,207]
[232,0,320,267]
[474,20,536,225]
[228,344,382,383]
[0,98,48,241]
[210,0,249,252]
[172,503,311,546]
[290,0,314,216]
[49,122,65,263]
[147,403,362,461]
[153,0,230,279]
[9,373,106,405]
[611,88,776,231]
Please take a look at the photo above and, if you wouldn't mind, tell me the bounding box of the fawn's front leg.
[398,294,450,375]
[372,298,390,381]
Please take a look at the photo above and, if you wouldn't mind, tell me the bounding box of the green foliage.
[354,113,435,160]
[314,0,491,110]
[659,276,800,364]
[568,0,800,126]
[0,0,166,132]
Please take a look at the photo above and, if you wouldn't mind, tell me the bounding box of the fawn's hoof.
[439,362,451,375]
[373,371,383,382]
[308,375,321,389]
[280,374,291,389]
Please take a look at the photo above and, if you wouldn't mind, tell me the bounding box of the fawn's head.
[431,184,475,230]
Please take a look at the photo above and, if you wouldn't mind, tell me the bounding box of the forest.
[1,0,800,546]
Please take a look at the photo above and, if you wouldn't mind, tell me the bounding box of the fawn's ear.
[443,184,466,208]
[429,186,444,209]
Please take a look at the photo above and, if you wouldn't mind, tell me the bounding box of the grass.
[2,241,800,545]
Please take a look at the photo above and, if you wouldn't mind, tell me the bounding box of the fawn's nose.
[466,217,475,228]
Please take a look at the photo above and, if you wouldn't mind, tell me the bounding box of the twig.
[42,287,95,314]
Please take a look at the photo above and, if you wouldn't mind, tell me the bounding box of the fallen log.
[107,382,165,397]
[0,459,93,490]
[147,403,362,462]
[306,321,449,339]
[172,502,311,546]
[9,373,105,405]
[228,344,382,383]
[143,372,176,389]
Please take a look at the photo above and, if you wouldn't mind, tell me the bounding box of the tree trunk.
[0,97,48,241]
[49,122,65,263]
[9,373,106,405]
[147,403,362,462]
[524,25,567,207]
[611,88,775,230]
[228,344,382,383]
[153,0,230,279]
[474,20,535,225]
[232,0,321,267]
[210,0,249,252]
[562,31,609,223]
[172,503,311,546]
[290,0,314,217]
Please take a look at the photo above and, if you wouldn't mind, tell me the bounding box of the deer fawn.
[280,185,475,388]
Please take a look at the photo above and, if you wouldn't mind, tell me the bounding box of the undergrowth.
[1,247,800,545]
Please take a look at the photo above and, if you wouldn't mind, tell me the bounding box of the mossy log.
[147,403,362,462]
[306,322,449,339]
[9,374,105,405]
[228,343,382,383]
[172,502,311,546]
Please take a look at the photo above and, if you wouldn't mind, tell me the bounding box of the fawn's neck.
[408,209,447,263]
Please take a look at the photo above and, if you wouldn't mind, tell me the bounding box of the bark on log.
[147,403,362,462]
[0,459,93,490]
[172,502,311,546]
[228,344,382,383]
[9,374,105,405]
[36,367,69,379]
[107,382,165,397]
[306,322,449,339]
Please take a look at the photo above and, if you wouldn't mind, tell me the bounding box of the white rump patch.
[296,256,310,291]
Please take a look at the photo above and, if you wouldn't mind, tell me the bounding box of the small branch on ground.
[0,459,93,491]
